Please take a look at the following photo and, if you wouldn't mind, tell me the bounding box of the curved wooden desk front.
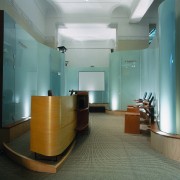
[30,96,77,156]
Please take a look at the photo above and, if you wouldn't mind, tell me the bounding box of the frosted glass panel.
[37,44,50,96]
[109,53,121,110]
[121,51,140,110]
[2,12,65,127]
[15,25,38,120]
[141,37,159,117]
[109,51,140,110]
[50,49,65,96]
[3,12,15,126]
[59,53,65,96]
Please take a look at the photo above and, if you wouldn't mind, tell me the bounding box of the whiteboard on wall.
[79,72,105,91]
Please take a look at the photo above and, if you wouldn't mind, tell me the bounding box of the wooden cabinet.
[76,92,89,131]
[30,96,77,156]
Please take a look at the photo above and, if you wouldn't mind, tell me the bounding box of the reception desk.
[30,96,77,157]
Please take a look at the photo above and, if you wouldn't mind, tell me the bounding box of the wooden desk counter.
[30,96,77,156]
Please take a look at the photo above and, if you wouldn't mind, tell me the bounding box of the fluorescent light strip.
[130,0,154,23]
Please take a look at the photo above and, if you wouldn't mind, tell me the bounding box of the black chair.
[143,92,147,100]
[146,92,152,101]
[149,96,154,106]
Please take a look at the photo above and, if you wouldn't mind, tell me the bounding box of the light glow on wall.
[111,95,118,111]
[15,96,20,103]
[160,97,173,133]
[23,97,30,118]
[89,92,95,104]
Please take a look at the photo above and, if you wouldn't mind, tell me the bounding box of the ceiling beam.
[129,0,154,23]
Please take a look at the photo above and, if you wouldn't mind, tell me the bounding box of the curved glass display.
[158,0,176,134]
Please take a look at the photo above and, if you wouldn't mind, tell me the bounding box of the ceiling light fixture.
[130,0,154,23]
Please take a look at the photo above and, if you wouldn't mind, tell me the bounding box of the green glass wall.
[109,51,141,110]
[2,12,65,127]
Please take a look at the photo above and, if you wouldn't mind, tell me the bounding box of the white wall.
[14,0,46,35]
[66,48,110,67]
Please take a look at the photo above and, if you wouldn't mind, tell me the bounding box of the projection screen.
[79,72,105,91]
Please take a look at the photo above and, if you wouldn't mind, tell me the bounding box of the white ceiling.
[58,23,116,41]
[43,0,156,46]
[47,0,134,16]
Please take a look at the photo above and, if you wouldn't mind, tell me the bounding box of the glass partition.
[121,51,140,110]
[3,12,16,125]
[109,53,121,110]
[109,51,141,110]
[15,24,38,120]
[37,43,50,96]
[141,36,160,119]
[50,49,65,96]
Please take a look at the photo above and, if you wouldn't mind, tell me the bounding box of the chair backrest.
[149,96,154,106]
[143,92,147,100]
[147,92,152,101]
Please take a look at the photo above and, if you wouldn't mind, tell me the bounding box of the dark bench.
[89,104,107,113]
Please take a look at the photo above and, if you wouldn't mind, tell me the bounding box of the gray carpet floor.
[1,113,180,180]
